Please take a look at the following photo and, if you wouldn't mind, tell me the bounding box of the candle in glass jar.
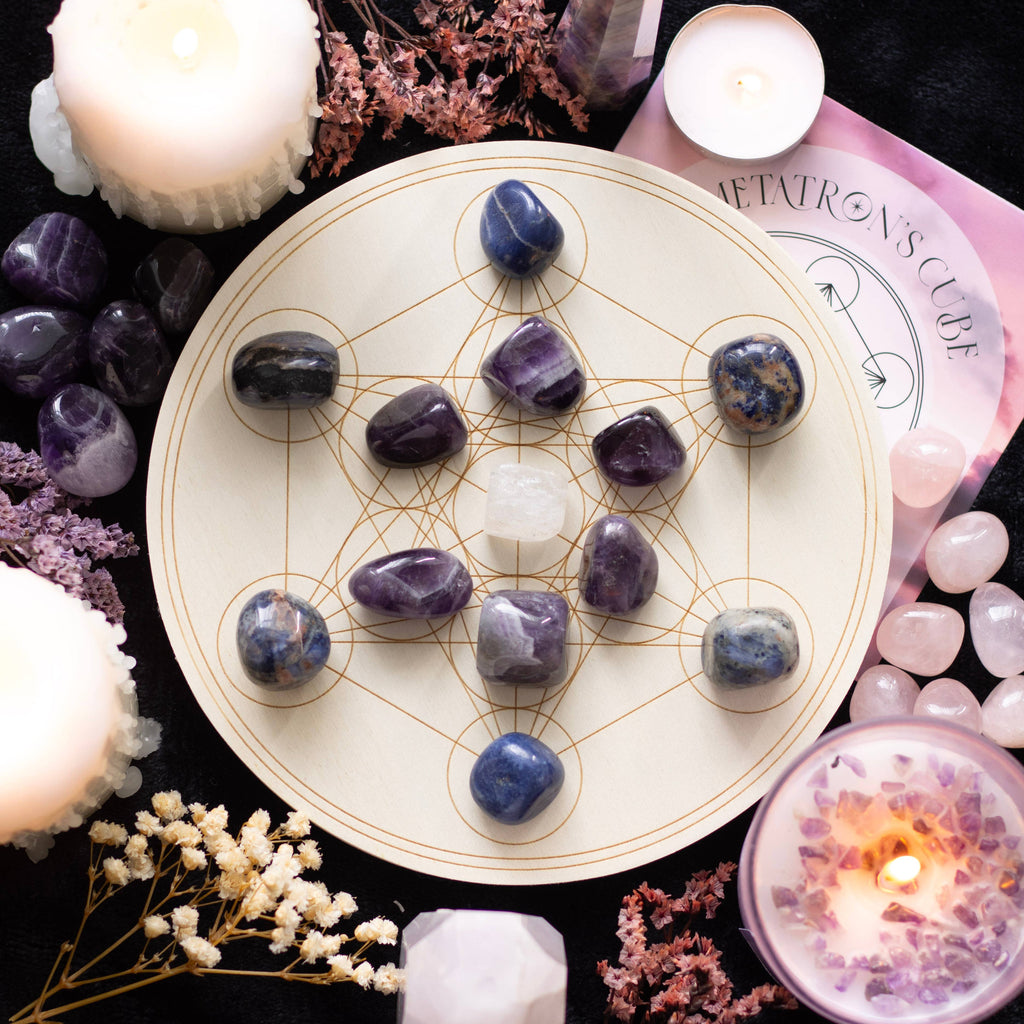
[45,0,320,233]
[739,718,1024,1024]
[662,5,824,164]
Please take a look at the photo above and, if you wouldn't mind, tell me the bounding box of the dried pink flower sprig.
[11,792,404,1023]
[598,865,798,1023]
[0,441,137,624]
[311,0,589,176]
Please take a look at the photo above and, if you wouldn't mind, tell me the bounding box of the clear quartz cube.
[484,463,567,542]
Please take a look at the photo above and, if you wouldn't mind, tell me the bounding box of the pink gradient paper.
[618,78,1024,637]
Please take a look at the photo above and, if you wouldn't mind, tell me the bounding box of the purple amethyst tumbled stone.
[133,237,215,337]
[38,383,137,497]
[365,383,469,467]
[348,548,473,619]
[470,731,565,824]
[0,305,90,399]
[2,212,107,309]
[89,300,174,406]
[592,406,686,486]
[578,514,658,614]
[480,180,565,279]
[232,332,339,409]
[476,590,570,687]
[480,316,586,416]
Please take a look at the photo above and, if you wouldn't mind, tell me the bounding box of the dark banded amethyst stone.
[348,548,473,619]
[591,406,686,486]
[133,237,215,337]
[0,305,90,399]
[89,300,173,406]
[232,331,339,409]
[578,514,658,614]
[365,383,468,467]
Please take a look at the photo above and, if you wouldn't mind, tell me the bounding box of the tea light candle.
[0,566,140,855]
[740,719,1024,1024]
[662,5,824,163]
[43,0,320,233]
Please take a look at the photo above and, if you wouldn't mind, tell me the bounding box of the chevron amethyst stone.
[0,305,90,399]
[481,316,586,416]
[133,237,215,337]
[480,180,565,278]
[578,514,658,613]
[89,300,173,406]
[365,383,468,467]
[236,589,330,689]
[2,212,107,309]
[232,331,339,409]
[470,731,565,824]
[592,406,686,486]
[348,548,473,619]
[476,590,570,687]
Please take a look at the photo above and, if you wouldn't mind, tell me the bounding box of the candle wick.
[172,27,200,64]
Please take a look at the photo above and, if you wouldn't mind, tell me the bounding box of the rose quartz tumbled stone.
[849,664,920,722]
[924,511,1009,593]
[888,427,966,508]
[982,676,1024,747]
[969,581,1024,678]
[875,601,964,676]
[912,677,982,732]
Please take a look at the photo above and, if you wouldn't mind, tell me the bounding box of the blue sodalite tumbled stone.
[480,179,565,278]
[592,406,686,486]
[37,383,137,497]
[2,212,107,310]
[232,331,339,409]
[578,514,658,614]
[476,590,570,687]
[89,300,173,406]
[236,589,331,689]
[0,305,90,399]
[469,731,565,824]
[365,383,468,467]
[480,316,586,416]
[708,333,804,434]
[133,237,215,337]
[701,606,800,687]
[348,548,473,619]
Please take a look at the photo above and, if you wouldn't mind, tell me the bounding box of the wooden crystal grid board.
[148,142,892,884]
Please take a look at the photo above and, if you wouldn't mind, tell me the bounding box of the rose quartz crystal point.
[888,427,966,508]
[913,677,982,732]
[849,664,920,722]
[924,510,1009,593]
[969,581,1024,678]
[875,601,964,676]
[982,676,1024,747]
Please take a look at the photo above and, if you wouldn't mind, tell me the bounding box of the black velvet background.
[3,3,1024,1023]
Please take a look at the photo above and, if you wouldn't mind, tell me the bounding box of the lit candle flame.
[736,72,764,97]
[877,854,922,892]
[172,27,200,65]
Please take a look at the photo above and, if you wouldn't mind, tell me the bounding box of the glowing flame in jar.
[172,27,200,66]
[877,854,922,893]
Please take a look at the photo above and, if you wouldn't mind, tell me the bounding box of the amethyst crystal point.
[591,406,686,486]
[470,731,565,824]
[236,589,331,689]
[0,305,90,399]
[232,331,339,409]
[2,212,107,309]
[701,607,799,687]
[480,180,565,278]
[348,548,473,619]
[476,590,570,687]
[37,383,138,497]
[578,514,658,613]
[133,237,215,337]
[480,316,586,416]
[365,383,468,467]
[89,300,173,406]
[708,333,804,434]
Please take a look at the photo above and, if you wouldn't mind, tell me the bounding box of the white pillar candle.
[0,566,139,853]
[662,5,824,164]
[46,0,320,233]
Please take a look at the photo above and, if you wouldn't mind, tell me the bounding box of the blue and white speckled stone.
[236,589,331,689]
[476,590,570,687]
[708,334,804,434]
[480,180,565,278]
[469,731,565,824]
[701,606,799,687]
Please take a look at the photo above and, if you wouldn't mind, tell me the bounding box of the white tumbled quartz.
[398,909,567,1024]
[485,463,568,542]
[924,511,1009,593]
[982,676,1024,747]
[874,601,965,676]
[848,663,920,722]
[913,677,982,732]
[970,582,1024,679]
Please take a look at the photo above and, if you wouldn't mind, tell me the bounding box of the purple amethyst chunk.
[365,383,468,467]
[480,180,564,278]
[348,548,473,619]
[0,306,90,398]
[578,514,658,614]
[2,212,107,309]
[133,237,215,336]
[480,316,585,416]
[89,300,173,406]
[591,406,686,486]
[476,590,569,687]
